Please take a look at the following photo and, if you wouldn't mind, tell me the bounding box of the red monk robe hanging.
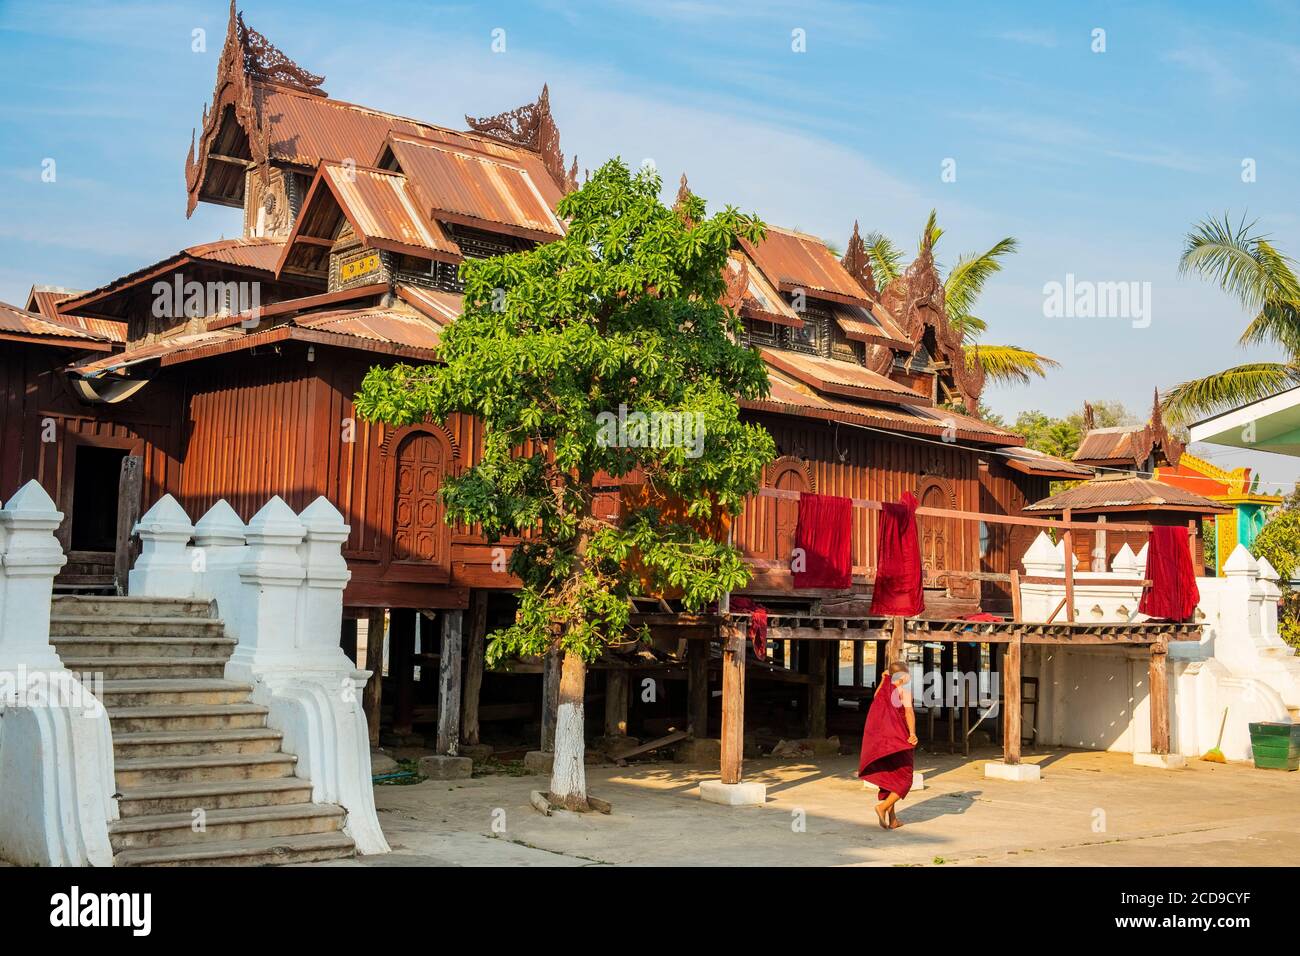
[792,493,853,590]
[1138,525,1200,621]
[869,491,924,616]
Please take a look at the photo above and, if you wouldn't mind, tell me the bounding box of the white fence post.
[0,480,116,867]
[128,494,196,598]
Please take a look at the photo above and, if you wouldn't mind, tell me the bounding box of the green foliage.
[1202,518,1217,574]
[1164,214,1300,423]
[1252,509,1300,649]
[355,159,776,664]
[1006,400,1139,460]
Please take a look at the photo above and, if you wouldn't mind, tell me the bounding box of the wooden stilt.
[461,590,488,747]
[807,639,828,738]
[887,616,905,666]
[1063,508,1075,623]
[942,641,955,753]
[541,647,561,752]
[362,609,386,746]
[1149,636,1170,755]
[852,640,864,689]
[720,623,746,785]
[605,667,629,737]
[873,639,887,683]
[687,642,710,737]
[114,455,143,596]
[1003,630,1022,765]
[389,608,416,736]
[436,610,463,755]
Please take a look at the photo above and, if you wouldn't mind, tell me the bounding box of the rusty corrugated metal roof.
[25,286,126,343]
[995,446,1094,479]
[750,368,1021,446]
[1024,474,1229,514]
[760,347,928,405]
[297,306,444,349]
[0,299,113,348]
[396,284,462,324]
[742,227,872,307]
[828,300,909,346]
[385,132,565,242]
[728,252,802,326]
[320,163,460,258]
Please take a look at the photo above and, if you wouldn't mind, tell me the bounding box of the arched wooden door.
[390,431,450,570]
[771,459,811,567]
[917,480,952,586]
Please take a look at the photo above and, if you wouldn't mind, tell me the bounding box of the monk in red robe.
[858,660,918,830]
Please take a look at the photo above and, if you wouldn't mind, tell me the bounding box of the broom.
[1201,708,1228,763]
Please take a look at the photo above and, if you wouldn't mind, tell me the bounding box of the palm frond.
[945,237,1018,334]
[919,209,943,253]
[1161,362,1300,424]
[863,230,904,290]
[968,344,1060,386]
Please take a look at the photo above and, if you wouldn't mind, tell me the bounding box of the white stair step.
[117,777,316,817]
[100,678,252,707]
[52,596,214,617]
[109,802,346,851]
[113,831,355,867]
[113,727,283,759]
[52,635,236,658]
[115,751,297,788]
[61,657,229,680]
[107,703,269,733]
[50,616,225,638]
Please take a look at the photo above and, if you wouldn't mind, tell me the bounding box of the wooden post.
[887,616,905,666]
[687,641,710,737]
[461,590,488,747]
[1094,515,1109,572]
[541,647,561,752]
[340,617,358,665]
[1010,569,1022,623]
[1149,636,1170,755]
[113,455,143,595]
[1187,519,1199,574]
[807,639,828,738]
[852,640,864,689]
[389,608,416,736]
[873,639,887,682]
[362,609,386,746]
[720,622,747,785]
[605,667,629,737]
[1002,630,1022,765]
[1062,508,1075,623]
[436,610,463,755]
[942,641,956,753]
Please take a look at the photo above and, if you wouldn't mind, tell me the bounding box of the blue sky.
[3,0,1300,487]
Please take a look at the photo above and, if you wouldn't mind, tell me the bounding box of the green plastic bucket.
[1248,722,1300,771]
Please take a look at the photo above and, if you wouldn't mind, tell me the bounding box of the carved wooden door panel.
[392,433,448,567]
[918,483,949,586]
[773,464,810,568]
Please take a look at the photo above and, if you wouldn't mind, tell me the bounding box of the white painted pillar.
[128,494,196,598]
[226,497,306,677]
[295,497,354,671]
[0,481,67,671]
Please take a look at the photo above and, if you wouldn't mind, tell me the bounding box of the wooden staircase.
[50,596,358,866]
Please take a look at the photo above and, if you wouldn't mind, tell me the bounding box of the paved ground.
[329,745,1300,866]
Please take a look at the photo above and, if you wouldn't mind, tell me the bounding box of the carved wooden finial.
[466,84,575,194]
[673,173,695,226]
[1082,401,1096,431]
[1150,386,1163,427]
[841,220,877,298]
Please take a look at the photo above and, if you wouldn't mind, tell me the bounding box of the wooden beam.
[541,647,561,752]
[720,622,747,785]
[436,610,464,755]
[807,639,828,738]
[1062,509,1075,624]
[362,610,385,746]
[604,668,629,737]
[687,642,710,737]
[887,616,905,666]
[1003,630,1022,765]
[114,455,143,596]
[461,590,488,747]
[1149,636,1170,755]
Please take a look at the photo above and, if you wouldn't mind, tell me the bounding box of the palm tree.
[863,212,1058,385]
[1162,215,1300,422]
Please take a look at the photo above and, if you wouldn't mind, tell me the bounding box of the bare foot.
[874,804,889,830]
[889,816,905,829]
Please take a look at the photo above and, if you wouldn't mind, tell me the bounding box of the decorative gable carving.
[465,84,579,194]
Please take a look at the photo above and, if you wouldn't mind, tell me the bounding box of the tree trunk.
[549,651,590,811]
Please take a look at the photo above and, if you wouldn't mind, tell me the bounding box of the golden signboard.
[341,253,381,282]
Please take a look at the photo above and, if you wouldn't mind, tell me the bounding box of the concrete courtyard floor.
[330,746,1300,867]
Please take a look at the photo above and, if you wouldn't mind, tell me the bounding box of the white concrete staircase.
[50,596,357,866]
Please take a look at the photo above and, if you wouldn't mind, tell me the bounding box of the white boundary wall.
[1018,532,1299,761]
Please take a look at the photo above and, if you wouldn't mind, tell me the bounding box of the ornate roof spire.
[840,220,877,298]
[1082,401,1096,431]
[466,84,578,193]
[673,173,695,226]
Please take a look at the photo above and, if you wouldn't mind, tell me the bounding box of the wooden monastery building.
[3,3,1111,754]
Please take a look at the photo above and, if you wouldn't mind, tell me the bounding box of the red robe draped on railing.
[1138,525,1200,621]
[793,493,853,589]
[869,492,924,616]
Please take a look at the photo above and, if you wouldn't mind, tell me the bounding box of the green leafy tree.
[1251,510,1300,648]
[863,212,1058,385]
[355,160,775,810]
[1163,215,1300,422]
